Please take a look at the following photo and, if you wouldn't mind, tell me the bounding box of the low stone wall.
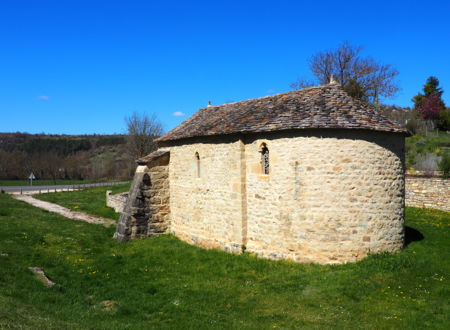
[106,190,128,213]
[405,176,450,212]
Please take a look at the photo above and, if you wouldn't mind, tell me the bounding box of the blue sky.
[1,0,449,134]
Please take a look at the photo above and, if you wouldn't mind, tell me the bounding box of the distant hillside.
[0,133,133,181]
[0,133,126,154]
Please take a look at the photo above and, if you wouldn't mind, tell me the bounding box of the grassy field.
[36,184,131,221]
[0,193,449,329]
[0,179,95,187]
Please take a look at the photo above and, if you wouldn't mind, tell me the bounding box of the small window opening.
[143,173,152,187]
[260,144,269,174]
[195,152,200,177]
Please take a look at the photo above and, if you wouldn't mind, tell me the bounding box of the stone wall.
[244,130,405,264]
[106,190,128,213]
[163,129,405,264]
[406,176,450,212]
[114,152,170,241]
[168,136,245,253]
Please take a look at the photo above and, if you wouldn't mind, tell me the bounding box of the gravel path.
[13,194,116,227]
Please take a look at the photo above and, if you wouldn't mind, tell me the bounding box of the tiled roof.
[157,83,408,142]
[136,149,169,165]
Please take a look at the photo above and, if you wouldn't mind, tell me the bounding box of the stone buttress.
[114,150,170,241]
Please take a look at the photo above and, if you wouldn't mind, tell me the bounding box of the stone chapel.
[114,81,408,264]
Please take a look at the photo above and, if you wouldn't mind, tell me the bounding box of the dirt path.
[13,194,116,227]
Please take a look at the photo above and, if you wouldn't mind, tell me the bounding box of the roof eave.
[157,126,409,144]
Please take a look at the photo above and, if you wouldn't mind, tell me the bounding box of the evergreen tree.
[412,76,446,110]
[412,76,446,132]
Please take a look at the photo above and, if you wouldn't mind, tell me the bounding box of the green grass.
[0,193,449,329]
[0,179,95,187]
[35,184,131,221]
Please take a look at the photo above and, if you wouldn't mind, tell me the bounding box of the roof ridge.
[205,83,341,109]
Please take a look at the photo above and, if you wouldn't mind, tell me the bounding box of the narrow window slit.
[260,144,269,174]
[195,152,200,177]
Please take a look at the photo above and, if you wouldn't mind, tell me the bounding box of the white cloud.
[172,111,185,117]
[266,89,276,94]
[37,95,49,100]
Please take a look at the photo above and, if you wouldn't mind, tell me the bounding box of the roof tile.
[157,83,407,142]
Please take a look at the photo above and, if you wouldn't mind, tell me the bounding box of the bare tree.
[289,78,315,90]
[125,112,163,160]
[0,150,27,179]
[64,151,90,180]
[42,152,64,183]
[291,41,400,105]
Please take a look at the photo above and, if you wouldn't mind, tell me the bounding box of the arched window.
[195,152,200,177]
[260,143,269,174]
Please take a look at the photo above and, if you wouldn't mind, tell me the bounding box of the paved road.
[1,181,129,194]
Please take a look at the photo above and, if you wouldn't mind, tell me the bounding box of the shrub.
[438,152,450,178]
[406,118,427,135]
[406,152,417,169]
[437,109,450,131]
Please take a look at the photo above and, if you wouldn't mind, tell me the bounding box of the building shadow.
[404,226,424,247]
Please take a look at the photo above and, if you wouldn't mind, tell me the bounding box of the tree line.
[0,134,133,181]
[0,113,164,182]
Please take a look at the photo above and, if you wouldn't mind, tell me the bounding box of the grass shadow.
[404,225,424,246]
